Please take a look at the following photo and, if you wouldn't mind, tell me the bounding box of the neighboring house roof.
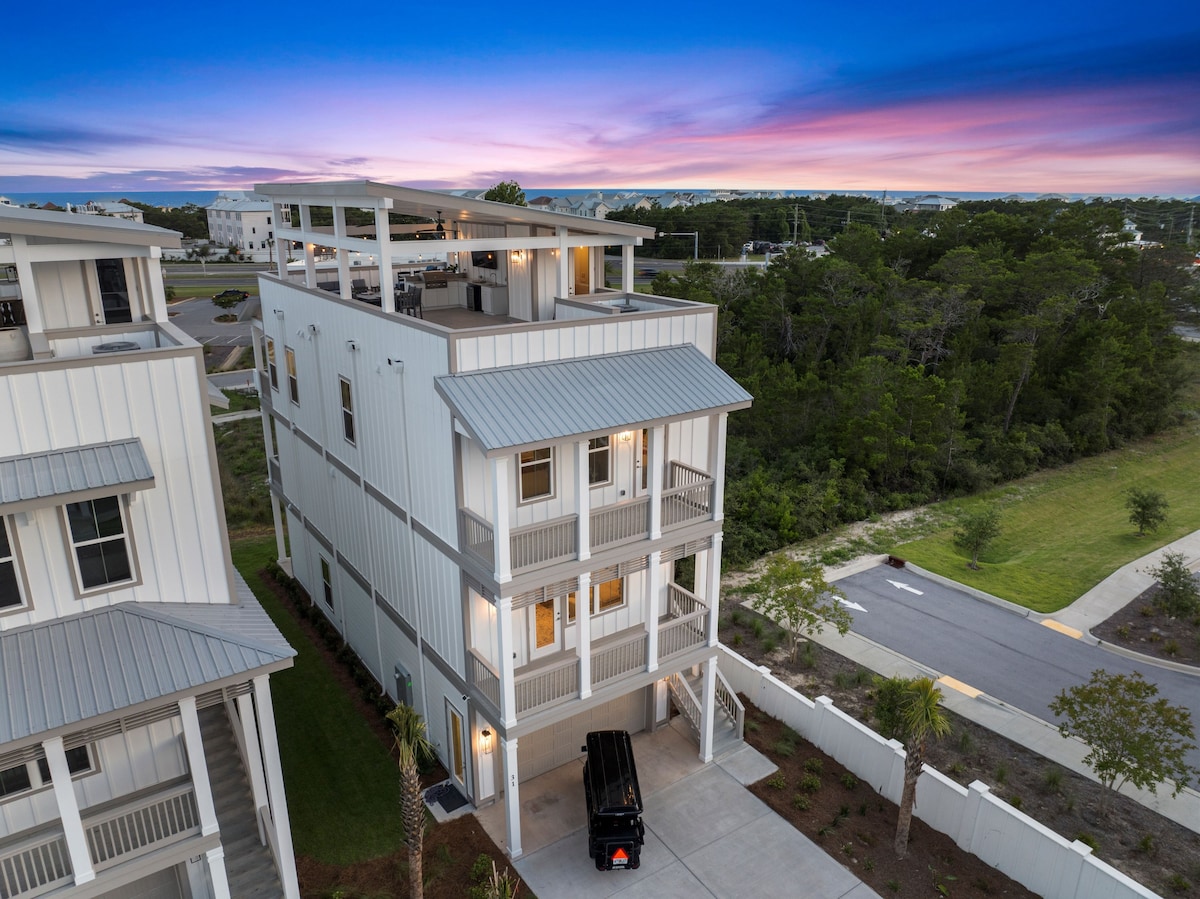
[0,204,181,248]
[435,344,752,454]
[0,438,155,513]
[206,192,273,213]
[0,596,295,745]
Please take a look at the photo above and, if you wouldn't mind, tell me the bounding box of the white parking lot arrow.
[886,579,924,596]
[837,597,867,612]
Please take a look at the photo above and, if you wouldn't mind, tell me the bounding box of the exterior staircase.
[198,706,284,899]
[666,665,744,758]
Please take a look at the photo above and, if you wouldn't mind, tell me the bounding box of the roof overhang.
[435,345,752,457]
[0,438,155,516]
[0,205,181,249]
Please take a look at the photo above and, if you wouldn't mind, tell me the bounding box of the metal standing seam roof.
[434,344,752,454]
[0,601,295,745]
[0,439,154,509]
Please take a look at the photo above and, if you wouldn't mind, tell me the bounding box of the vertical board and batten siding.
[409,536,465,673]
[340,574,381,684]
[451,308,717,374]
[32,260,92,329]
[0,355,232,629]
[375,608,421,705]
[0,719,185,837]
[362,492,417,627]
[505,225,534,322]
[469,590,498,668]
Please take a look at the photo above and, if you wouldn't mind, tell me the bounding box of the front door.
[95,258,132,324]
[530,597,561,660]
[446,701,468,793]
[634,428,651,497]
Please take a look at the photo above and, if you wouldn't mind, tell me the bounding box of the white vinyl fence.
[718,645,1160,899]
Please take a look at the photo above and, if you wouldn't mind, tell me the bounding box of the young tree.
[387,703,434,898]
[1149,551,1200,618]
[1125,487,1168,537]
[749,554,851,663]
[1049,669,1197,808]
[953,507,1002,570]
[875,677,951,858]
[483,180,527,207]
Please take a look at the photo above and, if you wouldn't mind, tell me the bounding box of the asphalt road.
[836,565,1200,771]
[167,296,254,347]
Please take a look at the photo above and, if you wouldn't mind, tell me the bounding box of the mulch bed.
[1092,583,1200,665]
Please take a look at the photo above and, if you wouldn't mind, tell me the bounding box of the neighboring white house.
[205,192,287,263]
[0,206,299,899]
[64,200,145,223]
[251,180,752,859]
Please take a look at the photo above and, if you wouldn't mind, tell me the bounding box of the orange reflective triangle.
[612,848,629,861]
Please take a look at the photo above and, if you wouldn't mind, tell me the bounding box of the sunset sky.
[2,1,1196,196]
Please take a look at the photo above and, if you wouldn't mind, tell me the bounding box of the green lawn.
[231,537,402,863]
[890,428,1200,613]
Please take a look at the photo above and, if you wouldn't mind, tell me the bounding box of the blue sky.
[1,1,1196,195]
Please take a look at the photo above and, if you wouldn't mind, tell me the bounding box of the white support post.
[577,572,592,698]
[700,654,718,763]
[706,534,723,647]
[497,595,518,729]
[501,736,523,859]
[493,458,512,584]
[272,498,288,565]
[375,205,394,314]
[575,441,590,561]
[273,203,288,279]
[334,205,351,299]
[42,737,94,885]
[145,253,169,322]
[178,696,220,837]
[254,676,301,899]
[622,245,634,294]
[300,205,317,289]
[645,551,661,672]
[711,412,728,522]
[557,226,570,297]
[236,693,270,844]
[206,846,232,899]
[648,426,664,540]
[10,236,45,337]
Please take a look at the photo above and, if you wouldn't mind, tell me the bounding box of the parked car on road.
[212,289,249,304]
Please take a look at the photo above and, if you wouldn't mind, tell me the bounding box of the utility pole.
[1187,205,1195,248]
[792,203,800,244]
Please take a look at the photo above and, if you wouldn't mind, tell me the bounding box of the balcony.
[0,779,205,899]
[467,582,710,721]
[459,461,716,577]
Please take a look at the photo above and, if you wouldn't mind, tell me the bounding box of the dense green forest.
[641,199,1200,565]
[124,200,210,239]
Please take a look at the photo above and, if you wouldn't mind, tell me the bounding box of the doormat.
[425,782,469,813]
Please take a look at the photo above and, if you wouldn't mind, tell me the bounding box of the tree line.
[644,199,1199,565]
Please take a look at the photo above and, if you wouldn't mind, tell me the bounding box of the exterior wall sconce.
[480,728,493,754]
[4,265,16,282]
[511,250,525,263]
[619,431,633,443]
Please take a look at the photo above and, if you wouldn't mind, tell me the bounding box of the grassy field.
[169,282,258,300]
[888,425,1200,612]
[231,537,403,864]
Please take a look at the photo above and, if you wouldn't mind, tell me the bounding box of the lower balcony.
[467,582,711,721]
[0,779,205,899]
[460,461,716,576]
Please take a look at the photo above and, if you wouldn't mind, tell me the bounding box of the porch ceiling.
[434,344,752,455]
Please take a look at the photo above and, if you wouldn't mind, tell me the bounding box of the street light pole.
[658,231,699,261]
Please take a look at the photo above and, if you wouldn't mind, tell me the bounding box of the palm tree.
[894,677,951,858]
[387,703,433,898]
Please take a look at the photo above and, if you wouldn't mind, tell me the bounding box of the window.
[566,577,625,621]
[588,436,611,486]
[321,557,333,608]
[251,227,256,234]
[518,447,553,502]
[285,346,299,404]
[2,746,94,801]
[340,377,355,444]
[65,496,133,590]
[36,746,92,783]
[95,258,131,324]
[1,518,25,611]
[267,216,272,225]
[0,763,31,799]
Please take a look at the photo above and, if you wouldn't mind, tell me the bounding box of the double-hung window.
[567,577,626,620]
[519,447,553,502]
[65,496,133,590]
[588,436,611,486]
[0,518,25,611]
[265,337,278,390]
[1,746,94,801]
[285,346,299,404]
[321,557,334,608]
[340,377,355,444]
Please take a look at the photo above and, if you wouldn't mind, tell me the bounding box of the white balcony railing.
[659,608,709,660]
[514,655,578,715]
[591,632,647,687]
[662,461,714,529]
[510,515,577,570]
[468,650,501,710]
[590,498,649,551]
[0,829,72,899]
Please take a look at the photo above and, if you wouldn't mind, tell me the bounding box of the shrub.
[1166,874,1191,894]
[792,794,811,810]
[1076,832,1099,850]
[1040,768,1063,794]
[766,773,787,790]
[772,739,796,758]
[840,772,859,790]
[803,757,823,774]
[799,772,822,793]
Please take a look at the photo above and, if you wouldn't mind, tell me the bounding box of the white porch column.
[178,696,220,837]
[622,245,634,293]
[146,253,168,322]
[706,534,723,647]
[10,236,45,337]
[493,458,513,583]
[206,847,232,899]
[300,205,317,288]
[375,205,394,314]
[645,550,661,673]
[501,736,523,859]
[236,693,270,844]
[648,426,664,540]
[577,572,592,698]
[254,676,302,899]
[42,736,94,886]
[273,203,288,279]
[557,226,570,297]
[710,412,728,521]
[497,595,518,729]
[333,205,351,299]
[272,498,288,565]
[575,440,590,561]
[699,654,718,763]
